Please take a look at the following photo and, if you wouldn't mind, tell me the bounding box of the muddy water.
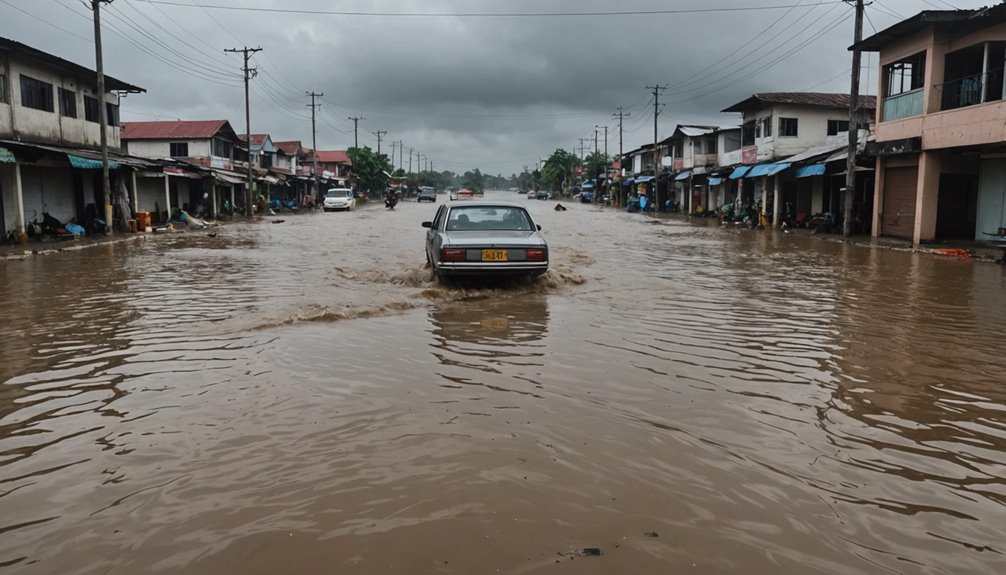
[1,191,1005,574]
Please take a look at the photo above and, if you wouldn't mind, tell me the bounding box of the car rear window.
[327,190,352,198]
[446,206,533,231]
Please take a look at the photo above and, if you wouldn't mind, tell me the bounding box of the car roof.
[448,201,526,209]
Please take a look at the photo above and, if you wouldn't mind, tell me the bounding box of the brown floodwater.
[1,191,1005,574]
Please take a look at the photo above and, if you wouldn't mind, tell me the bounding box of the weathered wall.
[125,139,212,159]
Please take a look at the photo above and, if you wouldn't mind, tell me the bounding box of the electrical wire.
[3,0,93,43]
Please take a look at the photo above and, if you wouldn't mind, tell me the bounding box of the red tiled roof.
[722,92,877,113]
[237,134,269,145]
[311,150,352,165]
[122,120,231,140]
[274,140,302,155]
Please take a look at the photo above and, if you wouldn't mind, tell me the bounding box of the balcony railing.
[939,69,1004,111]
[882,88,923,121]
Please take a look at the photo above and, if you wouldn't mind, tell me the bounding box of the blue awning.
[728,166,751,180]
[0,146,14,164]
[582,181,595,189]
[795,163,826,179]
[708,177,723,186]
[68,154,120,170]
[635,175,655,183]
[622,177,634,186]
[765,162,791,177]
[746,164,774,178]
[674,170,692,181]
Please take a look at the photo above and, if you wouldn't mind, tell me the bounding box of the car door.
[427,205,446,263]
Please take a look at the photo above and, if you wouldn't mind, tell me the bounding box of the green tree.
[461,169,486,192]
[583,151,611,182]
[347,146,393,195]
[541,149,581,194]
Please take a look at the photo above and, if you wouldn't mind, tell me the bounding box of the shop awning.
[164,166,203,179]
[708,177,723,186]
[765,162,791,177]
[795,163,826,179]
[728,166,751,180]
[212,170,246,185]
[674,170,692,181]
[745,164,774,178]
[68,154,120,170]
[0,146,14,164]
[635,175,655,183]
[582,181,595,189]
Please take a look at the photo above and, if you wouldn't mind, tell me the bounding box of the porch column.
[13,162,25,238]
[211,182,218,216]
[130,170,139,215]
[913,150,941,244]
[872,156,885,238]
[164,173,171,221]
[230,185,235,212]
[772,174,782,226]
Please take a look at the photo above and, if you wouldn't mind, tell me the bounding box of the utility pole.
[225,45,262,217]
[593,127,599,157]
[844,0,865,237]
[307,91,323,201]
[408,147,413,173]
[577,138,588,162]
[348,116,364,149]
[375,130,387,156]
[614,108,630,206]
[647,85,667,209]
[398,140,403,173]
[91,0,113,233]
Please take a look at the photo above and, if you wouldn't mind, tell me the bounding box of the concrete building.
[858,5,1006,244]
[0,37,144,239]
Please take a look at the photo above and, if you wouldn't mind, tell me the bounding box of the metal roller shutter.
[882,166,918,239]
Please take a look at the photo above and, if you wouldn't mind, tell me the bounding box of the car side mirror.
[422,221,433,228]
[537,224,542,231]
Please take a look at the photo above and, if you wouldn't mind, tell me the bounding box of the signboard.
[210,156,232,170]
[661,156,673,167]
[742,146,758,165]
[673,158,684,170]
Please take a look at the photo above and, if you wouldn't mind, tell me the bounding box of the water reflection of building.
[429,295,549,349]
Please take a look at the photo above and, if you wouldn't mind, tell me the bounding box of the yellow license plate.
[482,249,508,261]
[481,318,509,330]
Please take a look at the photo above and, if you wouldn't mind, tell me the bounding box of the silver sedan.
[422,202,548,279]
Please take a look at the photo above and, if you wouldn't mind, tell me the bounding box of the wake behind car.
[418,187,437,202]
[423,202,548,279]
[323,188,356,211]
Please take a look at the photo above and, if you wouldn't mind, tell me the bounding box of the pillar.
[130,170,139,215]
[230,185,235,213]
[164,173,171,221]
[913,150,941,245]
[772,174,782,226]
[13,162,25,236]
[872,156,885,238]
[211,182,218,217]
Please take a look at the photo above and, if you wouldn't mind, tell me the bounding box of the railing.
[939,70,1005,111]
[882,88,923,121]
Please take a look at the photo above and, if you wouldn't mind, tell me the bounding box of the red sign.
[673,158,684,170]
[742,146,758,165]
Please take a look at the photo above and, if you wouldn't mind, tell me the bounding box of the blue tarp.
[582,181,595,189]
[68,154,120,170]
[674,170,692,181]
[635,175,655,183]
[746,164,774,178]
[708,177,723,186]
[795,163,826,179]
[765,162,791,177]
[728,166,751,180]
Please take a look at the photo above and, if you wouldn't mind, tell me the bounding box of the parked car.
[580,191,594,203]
[535,190,550,200]
[418,187,437,202]
[422,201,548,280]
[323,188,356,211]
[526,190,536,199]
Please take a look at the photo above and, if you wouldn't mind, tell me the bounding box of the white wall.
[3,58,121,148]
[126,139,211,159]
[747,105,859,161]
[0,164,14,234]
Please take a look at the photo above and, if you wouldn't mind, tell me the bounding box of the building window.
[762,116,772,138]
[84,95,99,122]
[827,119,850,135]
[755,120,762,139]
[884,52,926,97]
[58,88,77,118]
[212,138,232,158]
[106,102,119,127]
[19,74,54,112]
[779,117,798,137]
[693,140,702,155]
[170,142,189,157]
[0,73,8,104]
[707,137,717,154]
[742,121,755,146]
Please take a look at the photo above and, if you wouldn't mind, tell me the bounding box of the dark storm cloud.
[2,0,993,174]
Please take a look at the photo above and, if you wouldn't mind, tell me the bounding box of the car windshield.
[446,206,533,231]
[326,190,351,198]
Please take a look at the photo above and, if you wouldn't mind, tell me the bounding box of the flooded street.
[2,191,1006,574]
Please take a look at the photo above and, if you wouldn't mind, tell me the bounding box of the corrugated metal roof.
[274,141,303,155]
[677,125,718,137]
[721,93,877,114]
[309,150,352,165]
[0,37,144,93]
[122,120,233,140]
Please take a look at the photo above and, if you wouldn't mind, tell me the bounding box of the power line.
[136,1,846,17]
[5,0,93,43]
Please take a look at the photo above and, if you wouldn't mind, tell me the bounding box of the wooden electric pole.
[307,91,323,201]
[348,116,364,149]
[614,107,630,205]
[375,130,387,156]
[647,85,667,209]
[225,45,262,217]
[844,0,865,237]
[92,0,113,233]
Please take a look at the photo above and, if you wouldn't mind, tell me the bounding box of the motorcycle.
[385,193,398,209]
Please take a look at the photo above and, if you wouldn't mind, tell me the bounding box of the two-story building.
[721,92,876,227]
[0,37,144,239]
[858,5,1006,245]
[122,119,245,219]
[303,149,353,188]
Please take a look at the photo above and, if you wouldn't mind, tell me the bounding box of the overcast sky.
[2,0,997,175]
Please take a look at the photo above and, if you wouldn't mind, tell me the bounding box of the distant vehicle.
[580,191,593,203]
[456,189,475,200]
[526,190,536,199]
[418,188,437,202]
[323,188,356,211]
[450,190,459,201]
[536,190,550,200]
[422,201,548,280]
